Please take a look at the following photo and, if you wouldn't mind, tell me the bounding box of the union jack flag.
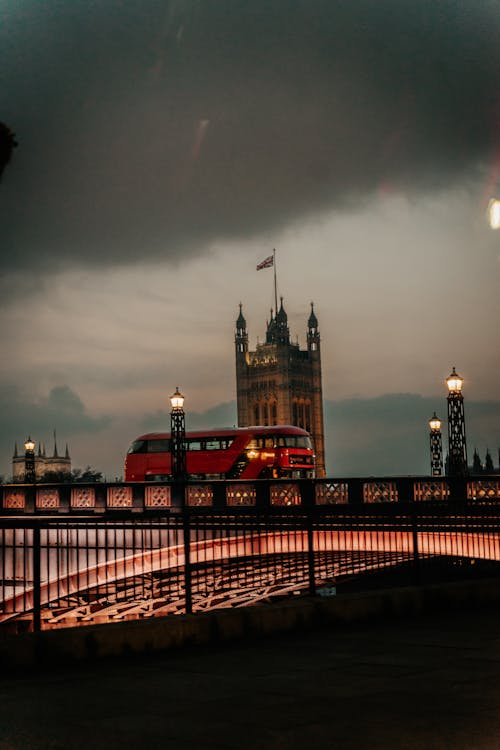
[256,254,274,270]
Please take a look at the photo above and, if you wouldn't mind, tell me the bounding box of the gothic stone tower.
[235,300,326,477]
[12,437,71,481]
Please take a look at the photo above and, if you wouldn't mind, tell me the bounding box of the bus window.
[290,436,312,449]
[128,440,148,453]
[205,439,220,450]
[254,435,273,448]
[188,440,202,451]
[148,439,170,452]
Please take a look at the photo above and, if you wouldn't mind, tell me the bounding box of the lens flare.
[488,198,500,229]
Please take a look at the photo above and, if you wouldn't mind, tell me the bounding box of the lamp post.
[429,413,443,476]
[24,436,36,483]
[170,387,192,614]
[446,367,468,477]
[170,387,186,482]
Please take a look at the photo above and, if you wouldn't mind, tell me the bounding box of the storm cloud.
[1,0,498,276]
[0,384,111,475]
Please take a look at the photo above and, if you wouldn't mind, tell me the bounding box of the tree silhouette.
[41,470,72,483]
[72,466,104,483]
[472,449,482,474]
[38,466,104,483]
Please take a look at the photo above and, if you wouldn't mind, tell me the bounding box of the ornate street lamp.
[170,387,186,481]
[170,387,192,612]
[446,367,468,477]
[488,198,500,230]
[428,413,443,476]
[24,436,36,483]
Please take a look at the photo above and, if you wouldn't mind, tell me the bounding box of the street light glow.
[488,198,500,229]
[24,437,35,452]
[429,413,442,431]
[446,367,464,393]
[170,386,185,411]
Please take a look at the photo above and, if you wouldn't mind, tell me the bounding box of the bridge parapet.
[1,475,499,515]
[0,485,499,635]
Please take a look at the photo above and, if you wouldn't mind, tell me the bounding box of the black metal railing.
[0,481,499,634]
[1,474,500,514]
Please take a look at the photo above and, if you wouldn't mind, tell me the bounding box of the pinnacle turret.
[276,297,287,324]
[236,302,246,330]
[235,303,248,355]
[266,298,289,344]
[308,301,318,330]
[307,302,320,351]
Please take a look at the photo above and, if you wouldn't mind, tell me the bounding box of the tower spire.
[235,303,248,355]
[53,429,58,458]
[307,301,320,351]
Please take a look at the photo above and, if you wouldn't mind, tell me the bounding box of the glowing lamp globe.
[24,437,35,452]
[446,367,464,393]
[488,198,500,230]
[170,387,185,411]
[429,413,441,431]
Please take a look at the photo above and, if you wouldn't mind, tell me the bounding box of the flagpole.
[273,248,278,315]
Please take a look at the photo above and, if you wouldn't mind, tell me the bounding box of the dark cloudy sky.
[1,1,499,478]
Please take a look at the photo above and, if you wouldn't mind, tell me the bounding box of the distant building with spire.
[12,433,71,481]
[235,299,326,477]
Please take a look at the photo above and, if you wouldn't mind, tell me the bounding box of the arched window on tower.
[263,402,269,426]
[294,399,305,428]
[305,401,311,432]
[292,400,298,426]
[271,402,277,425]
[254,403,260,425]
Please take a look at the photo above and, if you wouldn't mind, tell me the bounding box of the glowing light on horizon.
[488,198,500,229]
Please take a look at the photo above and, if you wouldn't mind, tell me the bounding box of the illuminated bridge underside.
[2,530,499,629]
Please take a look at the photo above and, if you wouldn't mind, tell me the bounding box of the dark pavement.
[0,606,499,750]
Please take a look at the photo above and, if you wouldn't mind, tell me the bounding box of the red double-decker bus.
[125,425,315,481]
